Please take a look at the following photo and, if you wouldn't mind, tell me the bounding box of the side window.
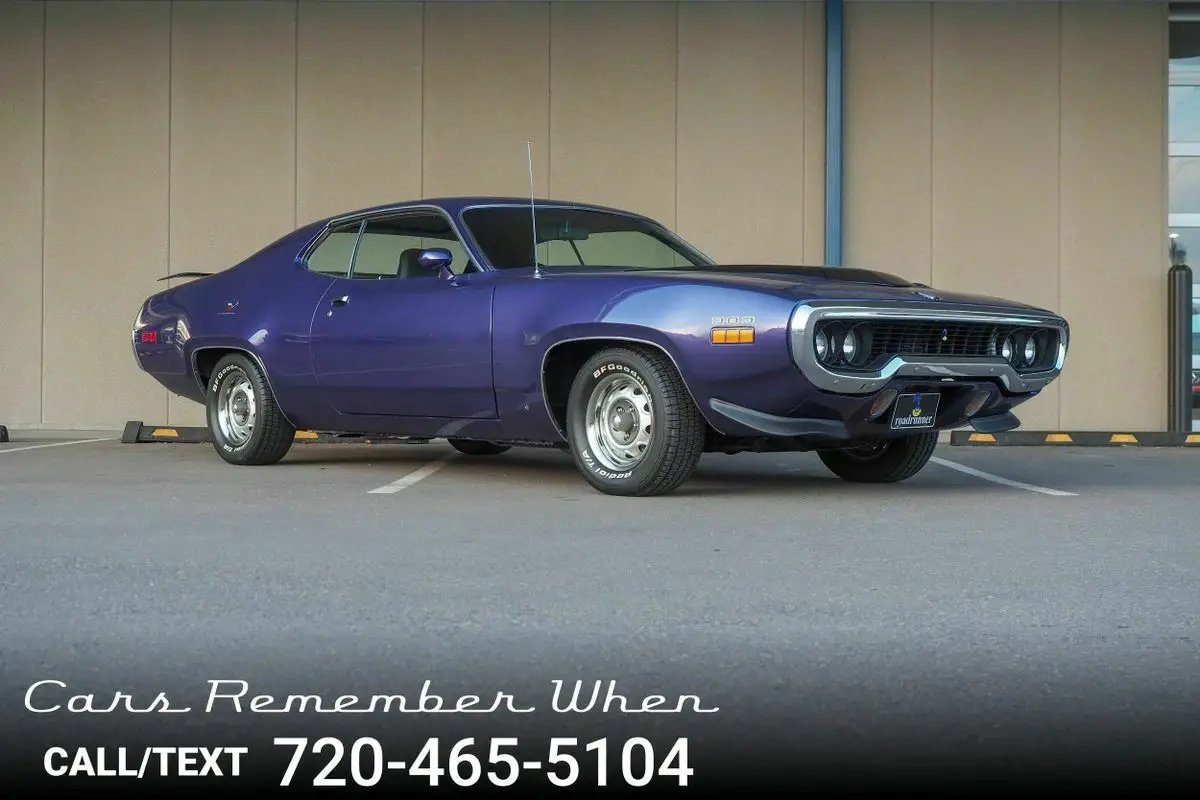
[350,212,475,279]
[306,221,362,277]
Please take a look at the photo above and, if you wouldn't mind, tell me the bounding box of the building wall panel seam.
[1056,0,1064,430]
[40,0,48,425]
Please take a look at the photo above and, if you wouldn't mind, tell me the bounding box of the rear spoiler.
[156,272,213,282]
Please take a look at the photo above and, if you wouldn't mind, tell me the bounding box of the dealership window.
[1169,9,1200,429]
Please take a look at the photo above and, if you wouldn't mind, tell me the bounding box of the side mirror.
[417,248,453,274]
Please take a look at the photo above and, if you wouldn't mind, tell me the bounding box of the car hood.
[540,264,1053,313]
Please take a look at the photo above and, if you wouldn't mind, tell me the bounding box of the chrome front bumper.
[787,300,1069,395]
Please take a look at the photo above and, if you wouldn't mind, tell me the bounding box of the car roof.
[318,196,656,228]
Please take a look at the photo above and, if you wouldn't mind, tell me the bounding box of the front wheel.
[817,432,939,483]
[565,346,706,497]
[206,353,295,466]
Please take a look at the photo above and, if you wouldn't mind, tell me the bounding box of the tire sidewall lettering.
[579,449,633,481]
[591,362,645,387]
[596,469,633,480]
[211,363,242,390]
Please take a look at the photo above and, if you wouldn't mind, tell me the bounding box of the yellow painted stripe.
[968,433,996,443]
[150,428,178,438]
[1045,433,1073,443]
[1187,434,1200,444]
[294,430,319,440]
[1109,433,1138,444]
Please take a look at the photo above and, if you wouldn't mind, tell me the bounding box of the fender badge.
[219,301,238,315]
[914,291,940,301]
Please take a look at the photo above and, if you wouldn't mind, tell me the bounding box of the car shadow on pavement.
[275,444,450,465]
[263,443,1199,497]
[674,469,975,497]
[415,449,985,497]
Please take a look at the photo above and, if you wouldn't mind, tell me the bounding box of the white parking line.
[367,454,458,494]
[0,438,116,454]
[930,456,1076,497]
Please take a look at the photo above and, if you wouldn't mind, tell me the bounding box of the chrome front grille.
[787,301,1070,396]
[862,320,1014,360]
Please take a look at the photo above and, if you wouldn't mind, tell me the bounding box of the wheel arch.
[539,335,716,441]
[190,345,299,429]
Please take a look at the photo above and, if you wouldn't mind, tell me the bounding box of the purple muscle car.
[131,197,1069,496]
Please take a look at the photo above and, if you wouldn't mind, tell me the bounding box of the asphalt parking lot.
[1,431,1198,789]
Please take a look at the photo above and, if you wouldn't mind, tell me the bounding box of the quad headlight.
[812,323,870,367]
[995,330,1052,369]
[1023,337,1037,365]
[842,329,859,361]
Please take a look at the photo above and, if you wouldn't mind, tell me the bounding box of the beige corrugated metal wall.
[0,0,1169,432]
[0,0,825,429]
[844,0,1168,431]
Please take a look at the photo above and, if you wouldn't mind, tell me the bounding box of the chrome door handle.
[331,295,349,307]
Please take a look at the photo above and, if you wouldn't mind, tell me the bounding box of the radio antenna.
[527,140,541,279]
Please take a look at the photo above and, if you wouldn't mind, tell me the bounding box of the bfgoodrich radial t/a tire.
[206,353,295,466]
[565,346,706,497]
[817,431,939,483]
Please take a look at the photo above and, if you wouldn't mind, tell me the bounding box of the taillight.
[140,330,157,344]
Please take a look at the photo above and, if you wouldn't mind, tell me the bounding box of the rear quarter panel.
[132,224,335,427]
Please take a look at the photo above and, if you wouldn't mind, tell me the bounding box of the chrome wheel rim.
[216,371,256,446]
[584,374,654,471]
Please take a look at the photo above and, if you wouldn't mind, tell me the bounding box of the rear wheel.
[448,439,510,456]
[817,432,939,483]
[206,353,295,466]
[565,346,705,497]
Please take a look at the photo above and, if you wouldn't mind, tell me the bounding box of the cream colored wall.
[0,0,824,429]
[0,0,1169,432]
[424,2,552,199]
[0,2,45,427]
[844,0,1169,431]
[43,0,171,427]
[676,1,826,263]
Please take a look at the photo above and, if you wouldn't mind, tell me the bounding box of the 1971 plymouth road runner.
[132,197,1069,496]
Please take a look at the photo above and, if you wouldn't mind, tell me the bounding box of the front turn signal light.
[869,389,898,418]
[712,327,754,344]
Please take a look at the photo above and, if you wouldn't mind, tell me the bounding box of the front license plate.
[889,392,940,430]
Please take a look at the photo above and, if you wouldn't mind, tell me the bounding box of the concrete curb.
[950,431,1200,447]
[120,421,431,445]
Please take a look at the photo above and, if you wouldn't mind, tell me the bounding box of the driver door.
[308,209,496,420]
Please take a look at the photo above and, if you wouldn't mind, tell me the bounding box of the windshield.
[460,206,712,270]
